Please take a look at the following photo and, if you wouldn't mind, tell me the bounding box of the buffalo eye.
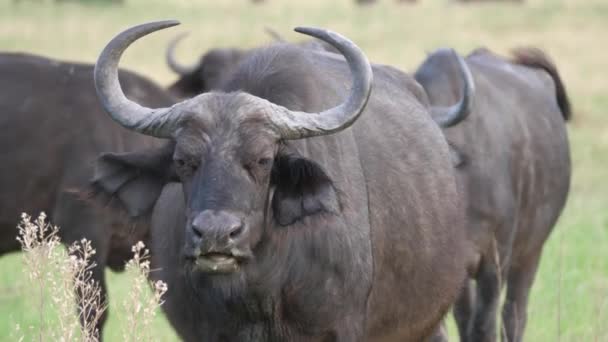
[174,157,198,178]
[258,157,273,168]
[244,157,273,182]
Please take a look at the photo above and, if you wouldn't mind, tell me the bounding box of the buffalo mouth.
[191,252,244,274]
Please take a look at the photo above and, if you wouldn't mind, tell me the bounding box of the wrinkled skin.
[166,36,338,99]
[0,53,175,338]
[94,30,470,341]
[415,47,571,342]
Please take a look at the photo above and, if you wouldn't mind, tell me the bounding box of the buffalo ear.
[91,143,175,218]
[271,153,340,226]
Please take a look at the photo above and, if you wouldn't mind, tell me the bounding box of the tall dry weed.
[16,213,167,342]
[121,241,168,342]
[17,212,76,341]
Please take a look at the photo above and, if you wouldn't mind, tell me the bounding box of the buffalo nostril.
[228,225,245,240]
[191,224,203,238]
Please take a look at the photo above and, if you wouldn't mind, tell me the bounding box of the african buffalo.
[91,20,473,341]
[0,52,175,337]
[165,31,338,99]
[415,47,571,342]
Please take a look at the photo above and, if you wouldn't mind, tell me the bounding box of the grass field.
[0,0,607,340]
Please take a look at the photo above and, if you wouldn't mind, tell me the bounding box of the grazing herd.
[0,16,570,342]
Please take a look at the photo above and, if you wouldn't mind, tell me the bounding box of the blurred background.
[0,0,606,340]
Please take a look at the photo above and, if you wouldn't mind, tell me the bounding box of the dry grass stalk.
[16,213,106,341]
[490,236,509,342]
[16,212,62,341]
[16,213,168,341]
[121,241,168,342]
[57,239,107,341]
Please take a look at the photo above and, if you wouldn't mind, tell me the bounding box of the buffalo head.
[166,33,245,98]
[94,20,372,274]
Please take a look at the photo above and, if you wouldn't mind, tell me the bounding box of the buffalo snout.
[185,210,252,274]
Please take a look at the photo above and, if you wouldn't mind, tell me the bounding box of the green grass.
[0,0,607,340]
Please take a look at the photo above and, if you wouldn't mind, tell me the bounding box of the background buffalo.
[0,52,175,337]
[415,46,570,342]
[165,30,338,99]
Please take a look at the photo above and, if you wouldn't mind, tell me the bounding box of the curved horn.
[95,20,183,138]
[166,32,198,75]
[430,49,475,128]
[267,27,373,139]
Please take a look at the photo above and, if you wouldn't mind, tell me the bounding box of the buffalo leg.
[501,252,541,342]
[53,191,110,340]
[470,258,501,342]
[453,279,475,341]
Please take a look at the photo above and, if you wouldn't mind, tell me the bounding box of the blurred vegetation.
[0,0,606,341]
[13,0,123,4]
